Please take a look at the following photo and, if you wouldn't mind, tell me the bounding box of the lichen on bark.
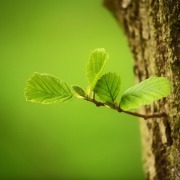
[104,0,180,179]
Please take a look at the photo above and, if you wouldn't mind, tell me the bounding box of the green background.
[0,0,144,179]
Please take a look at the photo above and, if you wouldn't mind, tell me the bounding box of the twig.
[86,96,167,120]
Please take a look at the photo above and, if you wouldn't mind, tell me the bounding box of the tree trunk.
[104,0,180,179]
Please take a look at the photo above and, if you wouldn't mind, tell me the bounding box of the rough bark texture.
[104,0,180,180]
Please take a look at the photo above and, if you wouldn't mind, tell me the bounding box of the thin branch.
[86,96,105,107]
[120,110,167,120]
[85,96,167,120]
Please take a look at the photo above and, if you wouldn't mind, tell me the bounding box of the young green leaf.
[86,48,109,90]
[119,77,171,110]
[72,85,87,99]
[94,72,121,102]
[24,72,73,104]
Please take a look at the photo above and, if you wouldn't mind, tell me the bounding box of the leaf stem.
[86,96,167,120]
[92,91,95,100]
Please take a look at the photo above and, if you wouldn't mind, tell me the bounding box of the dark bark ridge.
[104,0,180,180]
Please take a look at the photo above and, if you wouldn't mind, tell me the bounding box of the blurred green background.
[0,0,145,179]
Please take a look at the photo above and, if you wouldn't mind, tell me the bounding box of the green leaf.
[94,72,121,102]
[119,77,171,110]
[72,85,87,99]
[86,48,109,90]
[24,72,73,104]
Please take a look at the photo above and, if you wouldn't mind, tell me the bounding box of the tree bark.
[104,0,180,180]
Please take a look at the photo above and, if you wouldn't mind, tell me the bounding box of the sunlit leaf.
[120,77,171,110]
[25,72,73,104]
[94,72,121,102]
[86,48,109,90]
